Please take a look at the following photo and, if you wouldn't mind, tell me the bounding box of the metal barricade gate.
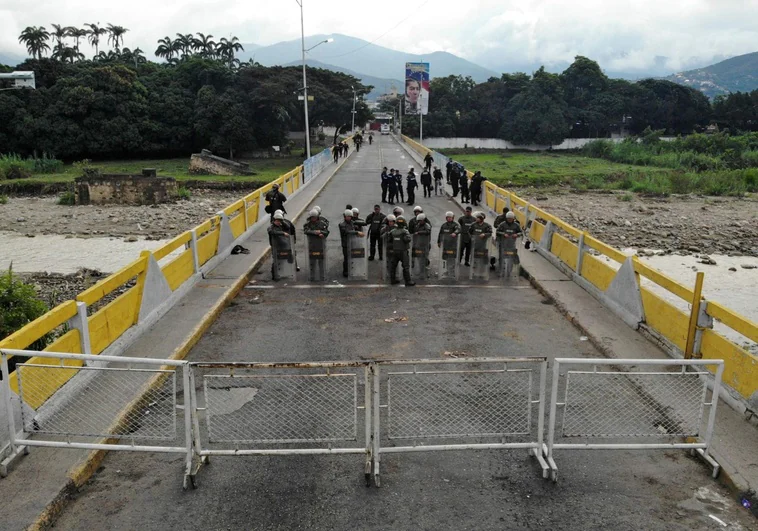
[546,358,724,482]
[1,351,726,490]
[0,349,195,488]
[370,358,549,486]
[185,357,549,488]
[187,361,374,487]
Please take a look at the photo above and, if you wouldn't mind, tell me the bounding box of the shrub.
[57,191,76,205]
[31,153,63,174]
[0,195,7,204]
[669,171,695,194]
[177,187,191,200]
[0,265,51,349]
[618,193,633,202]
[72,159,95,173]
[5,164,32,180]
[583,140,614,158]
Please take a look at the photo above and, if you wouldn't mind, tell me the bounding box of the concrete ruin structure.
[189,149,253,176]
[74,169,178,205]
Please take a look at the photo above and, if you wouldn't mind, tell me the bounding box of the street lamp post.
[351,85,357,133]
[295,0,332,159]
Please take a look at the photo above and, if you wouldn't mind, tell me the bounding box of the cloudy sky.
[2,0,757,74]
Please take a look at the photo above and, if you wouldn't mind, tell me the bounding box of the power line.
[318,0,431,59]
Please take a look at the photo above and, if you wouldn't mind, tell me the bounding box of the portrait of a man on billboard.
[404,62,429,116]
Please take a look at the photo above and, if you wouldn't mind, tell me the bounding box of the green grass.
[440,150,755,196]
[24,157,303,186]
[441,150,670,189]
[0,195,8,204]
[177,187,191,200]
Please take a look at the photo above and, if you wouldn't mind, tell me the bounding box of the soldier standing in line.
[420,166,433,198]
[303,209,330,281]
[339,210,364,277]
[458,206,475,266]
[450,163,460,197]
[437,211,461,246]
[381,166,389,203]
[387,169,398,204]
[268,212,293,281]
[365,204,386,261]
[388,215,416,287]
[408,206,424,233]
[459,170,470,204]
[313,205,329,228]
[470,171,487,206]
[446,160,453,184]
[395,168,405,204]
[406,167,418,205]
[273,209,300,272]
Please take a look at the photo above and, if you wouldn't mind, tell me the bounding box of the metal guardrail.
[1,351,726,488]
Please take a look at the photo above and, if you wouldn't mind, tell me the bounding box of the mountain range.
[664,51,758,98]
[239,33,498,84]
[282,59,401,101]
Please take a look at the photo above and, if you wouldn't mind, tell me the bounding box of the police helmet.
[445,211,454,218]
[314,206,322,214]
[274,209,283,216]
[475,212,485,220]
[413,206,423,213]
[273,212,284,220]
[309,209,319,218]
[352,208,359,216]
[417,213,426,221]
[386,214,397,222]
[393,207,404,216]
[396,215,406,222]
[344,209,353,218]
[506,211,516,220]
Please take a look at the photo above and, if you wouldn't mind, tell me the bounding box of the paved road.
[52,136,754,530]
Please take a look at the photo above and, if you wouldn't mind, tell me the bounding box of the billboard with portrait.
[404,62,430,116]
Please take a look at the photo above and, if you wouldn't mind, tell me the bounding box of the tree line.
[384,57,756,145]
[2,27,373,161]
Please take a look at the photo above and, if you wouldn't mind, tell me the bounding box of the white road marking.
[246,283,528,289]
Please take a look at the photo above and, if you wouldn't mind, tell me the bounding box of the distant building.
[0,71,35,89]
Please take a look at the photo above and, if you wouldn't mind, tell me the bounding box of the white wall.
[420,137,677,151]
[419,137,624,151]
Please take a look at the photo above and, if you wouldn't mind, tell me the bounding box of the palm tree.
[193,33,215,58]
[18,26,51,60]
[175,33,194,58]
[217,36,244,69]
[155,36,178,61]
[54,45,83,64]
[121,47,146,68]
[85,23,108,55]
[68,27,88,55]
[106,24,128,54]
[50,24,68,49]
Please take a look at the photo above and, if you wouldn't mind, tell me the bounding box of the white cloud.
[2,0,757,74]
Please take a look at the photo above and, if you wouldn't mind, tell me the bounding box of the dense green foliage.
[401,56,758,144]
[5,22,374,162]
[0,267,51,349]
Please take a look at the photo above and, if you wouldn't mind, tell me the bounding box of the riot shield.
[438,232,460,281]
[382,232,395,282]
[411,233,431,280]
[470,235,490,281]
[272,234,296,281]
[497,233,520,279]
[306,233,328,282]
[347,233,368,280]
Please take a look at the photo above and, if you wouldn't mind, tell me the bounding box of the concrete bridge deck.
[1,135,757,530]
[32,135,755,530]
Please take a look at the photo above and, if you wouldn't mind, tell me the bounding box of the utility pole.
[297,0,311,159]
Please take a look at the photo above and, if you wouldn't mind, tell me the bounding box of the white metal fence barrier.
[546,358,724,482]
[1,351,725,490]
[0,349,195,487]
[372,358,548,486]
